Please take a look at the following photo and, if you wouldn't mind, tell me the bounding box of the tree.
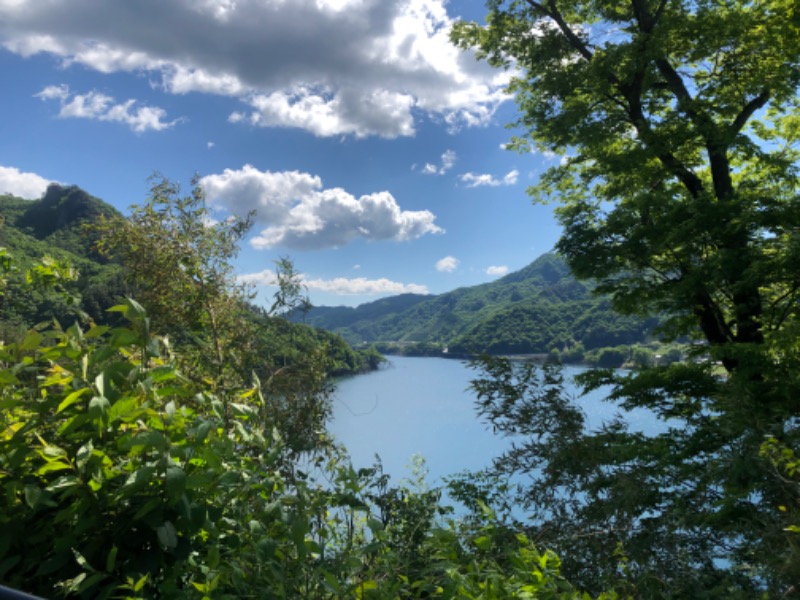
[452,0,800,594]
[270,256,312,319]
[92,176,338,454]
[452,0,800,366]
[94,176,254,382]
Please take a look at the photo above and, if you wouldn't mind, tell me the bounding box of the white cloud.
[422,163,438,174]
[200,164,443,250]
[305,275,428,295]
[486,265,509,276]
[238,269,276,286]
[35,85,178,132]
[0,165,53,199]
[435,255,459,272]
[1,0,510,138]
[420,149,456,175]
[241,86,415,138]
[35,84,69,101]
[459,169,519,188]
[207,141,215,148]
[239,268,428,295]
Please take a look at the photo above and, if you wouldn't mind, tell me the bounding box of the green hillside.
[0,185,127,329]
[301,253,658,355]
[0,185,379,377]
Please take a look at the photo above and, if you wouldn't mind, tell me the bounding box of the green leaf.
[121,430,166,453]
[105,546,118,573]
[46,475,80,493]
[133,497,163,521]
[165,465,186,503]
[0,370,20,385]
[473,535,492,551]
[157,521,178,549]
[83,325,110,339]
[88,395,110,421]
[107,396,139,422]
[20,331,43,351]
[149,365,176,383]
[72,549,95,573]
[123,466,158,493]
[56,388,91,413]
[36,461,72,476]
[132,574,148,592]
[24,484,42,509]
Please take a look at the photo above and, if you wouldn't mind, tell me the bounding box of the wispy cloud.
[200,164,443,251]
[35,84,179,132]
[459,169,519,188]
[239,269,428,296]
[420,149,457,175]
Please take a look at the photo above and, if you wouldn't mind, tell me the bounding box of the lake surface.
[329,355,660,488]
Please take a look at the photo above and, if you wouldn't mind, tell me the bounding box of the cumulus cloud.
[1,0,510,138]
[435,255,459,273]
[0,165,53,199]
[420,149,456,175]
[35,85,178,132]
[459,169,519,188]
[239,269,428,295]
[200,164,442,250]
[240,86,416,138]
[486,265,509,276]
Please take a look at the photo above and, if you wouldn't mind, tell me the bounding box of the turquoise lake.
[329,355,661,488]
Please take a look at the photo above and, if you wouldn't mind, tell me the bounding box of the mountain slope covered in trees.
[0,185,379,377]
[301,253,658,355]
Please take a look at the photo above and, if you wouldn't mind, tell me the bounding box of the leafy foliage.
[452,0,800,364]
[451,0,800,594]
[89,176,383,455]
[461,356,800,595]
[0,256,610,598]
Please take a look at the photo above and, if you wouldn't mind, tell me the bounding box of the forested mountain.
[0,185,126,330]
[0,184,379,376]
[301,253,658,355]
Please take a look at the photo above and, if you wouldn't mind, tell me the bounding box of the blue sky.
[0,0,563,308]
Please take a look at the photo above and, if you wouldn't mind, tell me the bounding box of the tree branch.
[730,89,771,137]
[525,0,594,62]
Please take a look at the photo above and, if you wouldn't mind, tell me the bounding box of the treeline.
[303,253,659,357]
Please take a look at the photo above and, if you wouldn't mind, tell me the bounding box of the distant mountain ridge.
[300,253,657,355]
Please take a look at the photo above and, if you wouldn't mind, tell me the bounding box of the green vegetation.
[450,0,800,595]
[3,0,799,593]
[0,191,609,598]
[0,183,380,382]
[303,253,658,358]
